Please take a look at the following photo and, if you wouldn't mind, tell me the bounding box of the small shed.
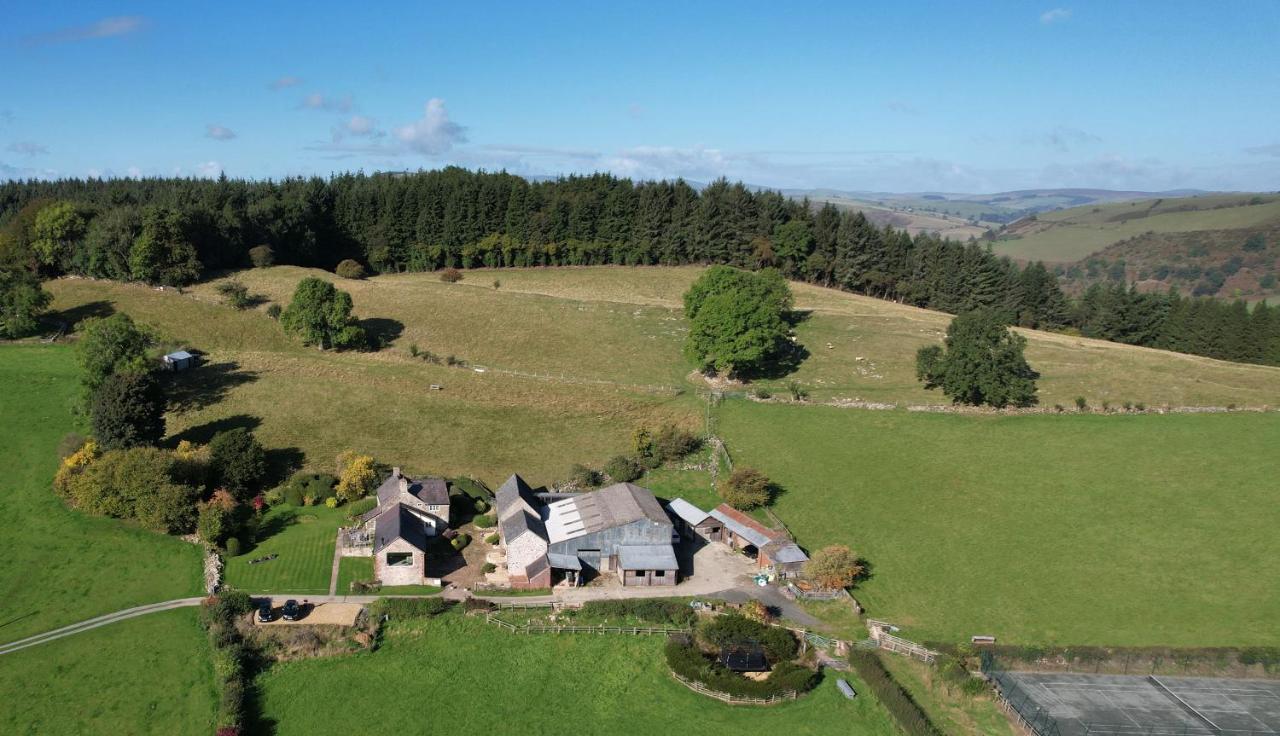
[837,679,857,699]
[162,350,196,371]
[666,498,723,542]
[719,646,769,672]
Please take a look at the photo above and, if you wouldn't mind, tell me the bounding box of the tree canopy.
[279,277,366,350]
[75,313,155,394]
[916,309,1040,408]
[683,266,794,376]
[0,268,51,338]
[208,428,267,500]
[89,370,166,450]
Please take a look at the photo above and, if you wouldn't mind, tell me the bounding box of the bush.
[569,464,602,488]
[753,387,772,400]
[492,279,501,289]
[604,455,643,483]
[224,537,243,556]
[484,533,499,544]
[266,303,282,320]
[335,259,366,279]
[848,650,943,736]
[451,533,471,551]
[324,497,338,509]
[481,562,497,574]
[282,484,304,506]
[347,496,377,520]
[263,488,284,506]
[216,280,252,309]
[664,637,815,699]
[652,423,701,462]
[472,514,495,529]
[56,432,89,460]
[582,599,697,627]
[209,428,268,500]
[698,614,797,662]
[248,245,274,267]
[788,381,809,401]
[473,497,490,514]
[374,597,449,618]
[1075,396,1088,411]
[439,268,462,283]
[719,467,771,510]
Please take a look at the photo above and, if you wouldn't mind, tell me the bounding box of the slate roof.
[499,507,545,542]
[666,497,710,526]
[373,504,429,553]
[496,473,539,522]
[709,504,775,548]
[376,469,449,507]
[544,483,671,545]
[617,544,679,571]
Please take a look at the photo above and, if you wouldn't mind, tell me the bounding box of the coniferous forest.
[1,167,1278,366]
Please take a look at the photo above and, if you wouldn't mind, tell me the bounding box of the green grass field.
[0,344,203,644]
[334,556,441,595]
[879,654,1015,735]
[717,400,1280,647]
[993,193,1280,262]
[223,504,347,594]
[257,612,900,736]
[0,608,216,735]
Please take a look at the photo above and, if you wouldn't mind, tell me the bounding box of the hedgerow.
[847,650,942,736]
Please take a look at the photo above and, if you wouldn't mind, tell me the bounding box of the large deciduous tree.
[31,201,89,272]
[129,207,201,286]
[208,428,268,500]
[0,268,52,338]
[280,277,366,350]
[916,309,1040,408]
[75,313,155,394]
[682,265,794,377]
[90,371,166,450]
[805,544,865,590]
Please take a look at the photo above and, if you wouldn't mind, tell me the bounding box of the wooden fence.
[668,671,799,706]
[865,619,941,664]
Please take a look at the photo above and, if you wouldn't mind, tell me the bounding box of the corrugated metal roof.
[765,541,809,564]
[617,544,678,570]
[164,350,194,361]
[666,497,709,526]
[545,483,670,545]
[709,506,773,548]
[547,552,582,570]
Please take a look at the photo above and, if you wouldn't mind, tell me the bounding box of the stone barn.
[495,475,551,589]
[544,482,677,586]
[371,505,431,586]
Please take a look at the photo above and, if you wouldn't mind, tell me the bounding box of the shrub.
[463,598,495,613]
[1122,401,1133,411]
[282,484,304,507]
[698,614,797,662]
[439,268,462,283]
[451,533,471,551]
[484,533,499,545]
[663,636,814,698]
[806,544,865,590]
[1135,402,1147,411]
[582,599,697,628]
[324,497,338,509]
[1101,400,1111,412]
[652,423,701,462]
[569,464,602,488]
[788,381,809,401]
[216,280,252,309]
[263,488,284,506]
[492,279,501,289]
[90,371,166,450]
[753,387,772,400]
[409,343,420,358]
[719,467,771,510]
[604,455,643,483]
[1075,396,1088,411]
[346,496,377,520]
[334,450,378,502]
[335,259,366,279]
[848,650,943,736]
[1053,404,1064,412]
[286,471,337,503]
[209,428,267,500]
[225,537,243,557]
[472,514,495,529]
[266,303,282,320]
[481,562,496,574]
[374,597,449,618]
[473,497,490,514]
[248,245,275,268]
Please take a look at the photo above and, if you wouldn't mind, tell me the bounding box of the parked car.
[256,600,274,623]
[281,599,302,621]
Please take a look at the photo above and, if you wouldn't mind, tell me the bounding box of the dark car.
[256,600,274,623]
[281,599,302,621]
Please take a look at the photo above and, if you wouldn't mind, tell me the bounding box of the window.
[386,552,414,567]
[654,570,665,578]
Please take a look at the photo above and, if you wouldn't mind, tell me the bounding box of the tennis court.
[991,671,1280,735]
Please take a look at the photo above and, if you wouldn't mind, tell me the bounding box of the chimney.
[392,466,401,478]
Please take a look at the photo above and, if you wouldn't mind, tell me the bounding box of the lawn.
[334,556,441,595]
[223,504,347,594]
[257,612,900,735]
[0,608,217,735]
[0,344,204,644]
[717,400,1280,647]
[878,654,1016,736]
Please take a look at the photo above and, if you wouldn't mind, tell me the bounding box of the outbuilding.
[162,350,196,371]
[666,498,723,542]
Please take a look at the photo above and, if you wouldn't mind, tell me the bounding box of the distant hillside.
[804,195,988,240]
[991,192,1280,264]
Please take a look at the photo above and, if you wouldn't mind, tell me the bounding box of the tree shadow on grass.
[265,447,306,487]
[51,300,115,329]
[164,361,259,413]
[166,414,262,446]
[359,317,404,351]
[254,506,300,541]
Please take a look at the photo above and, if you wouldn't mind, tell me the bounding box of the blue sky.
[1,1,1278,192]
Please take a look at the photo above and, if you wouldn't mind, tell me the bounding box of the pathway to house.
[328,536,343,596]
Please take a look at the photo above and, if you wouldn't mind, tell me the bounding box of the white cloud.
[6,141,48,156]
[24,15,146,46]
[126,166,143,178]
[605,146,730,181]
[206,124,237,141]
[1038,126,1101,152]
[301,93,353,113]
[1040,8,1071,24]
[195,161,223,178]
[394,99,467,155]
[0,161,58,181]
[269,76,302,91]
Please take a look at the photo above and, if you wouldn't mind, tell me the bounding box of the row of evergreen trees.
[2,167,1278,366]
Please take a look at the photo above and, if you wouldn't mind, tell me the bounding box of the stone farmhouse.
[356,468,451,586]
[496,475,678,589]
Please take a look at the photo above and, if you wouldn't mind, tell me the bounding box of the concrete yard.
[993,671,1280,735]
